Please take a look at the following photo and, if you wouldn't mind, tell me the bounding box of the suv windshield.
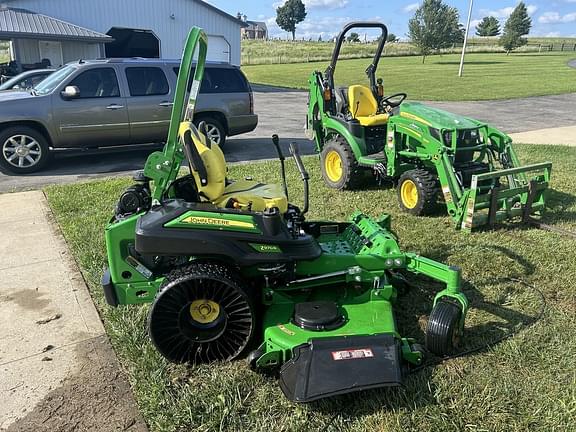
[35,65,78,95]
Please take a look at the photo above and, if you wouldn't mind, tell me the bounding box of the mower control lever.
[289,142,309,215]
[271,134,289,199]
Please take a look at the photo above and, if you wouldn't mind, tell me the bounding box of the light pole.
[458,0,474,77]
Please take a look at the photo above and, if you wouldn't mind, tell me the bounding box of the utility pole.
[458,0,474,77]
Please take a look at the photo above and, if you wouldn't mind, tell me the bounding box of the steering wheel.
[380,92,407,109]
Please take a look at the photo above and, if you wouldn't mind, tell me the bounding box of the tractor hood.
[399,102,480,131]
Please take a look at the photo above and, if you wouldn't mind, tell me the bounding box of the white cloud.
[545,31,561,37]
[273,0,348,9]
[266,15,367,39]
[538,11,576,24]
[304,0,349,9]
[470,19,482,29]
[403,2,419,13]
[481,4,538,20]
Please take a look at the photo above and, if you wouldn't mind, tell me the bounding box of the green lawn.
[242,52,576,101]
[45,144,576,432]
[241,37,576,65]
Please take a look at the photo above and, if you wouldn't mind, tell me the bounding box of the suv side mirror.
[61,85,80,100]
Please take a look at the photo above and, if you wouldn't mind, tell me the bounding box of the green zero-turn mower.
[102,27,469,402]
[307,22,552,232]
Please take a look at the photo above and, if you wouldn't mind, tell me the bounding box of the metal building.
[2,0,245,65]
[0,7,111,68]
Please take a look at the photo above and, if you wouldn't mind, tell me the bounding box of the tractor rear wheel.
[425,301,462,356]
[397,169,438,216]
[320,136,361,190]
[148,262,255,364]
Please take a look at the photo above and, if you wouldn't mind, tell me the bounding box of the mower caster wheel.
[247,347,265,370]
[425,301,462,356]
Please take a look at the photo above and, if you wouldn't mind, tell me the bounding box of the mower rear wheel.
[397,169,438,216]
[320,136,361,190]
[425,301,462,356]
[148,262,255,364]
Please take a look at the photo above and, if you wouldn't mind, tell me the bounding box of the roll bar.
[324,21,388,94]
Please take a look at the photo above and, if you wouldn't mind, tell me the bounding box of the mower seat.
[348,85,389,127]
[180,122,288,213]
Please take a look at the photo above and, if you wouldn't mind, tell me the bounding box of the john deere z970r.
[103,27,468,402]
[307,22,552,232]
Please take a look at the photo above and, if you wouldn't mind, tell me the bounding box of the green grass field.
[45,144,576,431]
[242,37,576,65]
[242,52,576,101]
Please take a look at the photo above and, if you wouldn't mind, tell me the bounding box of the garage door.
[207,36,230,63]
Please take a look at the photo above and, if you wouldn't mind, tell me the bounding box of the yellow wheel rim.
[400,179,419,209]
[325,150,343,182]
[190,299,220,324]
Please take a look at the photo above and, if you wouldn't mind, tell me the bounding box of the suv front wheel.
[0,126,51,174]
[194,117,226,148]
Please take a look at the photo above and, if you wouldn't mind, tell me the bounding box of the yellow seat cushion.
[214,180,288,213]
[179,122,287,213]
[356,113,390,127]
[348,84,389,126]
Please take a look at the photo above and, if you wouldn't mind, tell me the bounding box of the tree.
[475,16,501,37]
[276,0,306,41]
[499,2,531,54]
[408,0,463,63]
[386,33,398,43]
[346,32,360,43]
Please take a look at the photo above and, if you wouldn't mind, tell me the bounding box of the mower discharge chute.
[307,22,552,232]
[103,27,468,403]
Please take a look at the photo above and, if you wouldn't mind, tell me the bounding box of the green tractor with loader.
[102,27,469,402]
[307,22,552,232]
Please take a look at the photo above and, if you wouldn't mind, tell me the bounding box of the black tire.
[0,126,51,174]
[397,169,438,216]
[320,135,361,190]
[425,301,462,356]
[194,117,226,147]
[148,262,255,364]
[246,346,265,370]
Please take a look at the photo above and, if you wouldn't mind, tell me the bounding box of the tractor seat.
[348,85,389,127]
[180,122,288,213]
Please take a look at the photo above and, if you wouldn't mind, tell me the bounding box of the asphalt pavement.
[0,89,574,193]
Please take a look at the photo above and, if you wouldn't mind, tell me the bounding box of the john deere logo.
[182,216,255,229]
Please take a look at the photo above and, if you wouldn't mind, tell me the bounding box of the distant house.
[240,19,268,40]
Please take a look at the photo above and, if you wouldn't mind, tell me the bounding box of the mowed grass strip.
[242,52,576,101]
[45,144,576,432]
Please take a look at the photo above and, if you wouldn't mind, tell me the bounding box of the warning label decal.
[331,348,374,361]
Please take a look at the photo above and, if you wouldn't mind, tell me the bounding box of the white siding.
[61,41,100,63]
[15,38,39,63]
[12,38,101,64]
[5,0,242,64]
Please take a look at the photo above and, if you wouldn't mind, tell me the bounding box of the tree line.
[274,0,533,61]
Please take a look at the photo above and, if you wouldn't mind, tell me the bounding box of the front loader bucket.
[460,162,552,231]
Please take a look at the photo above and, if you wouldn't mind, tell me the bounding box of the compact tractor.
[307,22,552,232]
[102,28,469,402]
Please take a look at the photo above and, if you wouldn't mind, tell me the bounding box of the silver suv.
[0,59,257,174]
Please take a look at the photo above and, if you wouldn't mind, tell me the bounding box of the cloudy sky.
[208,0,576,39]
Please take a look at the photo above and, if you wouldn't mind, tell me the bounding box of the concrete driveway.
[0,88,574,193]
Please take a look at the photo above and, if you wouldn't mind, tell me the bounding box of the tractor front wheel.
[320,136,361,190]
[425,301,462,356]
[148,262,255,364]
[397,169,438,216]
